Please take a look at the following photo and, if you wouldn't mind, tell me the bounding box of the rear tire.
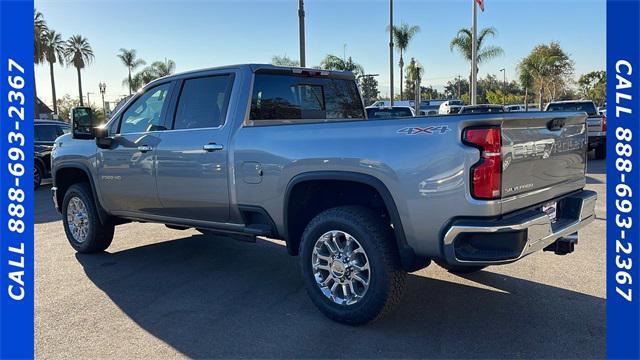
[299,206,406,325]
[62,183,114,253]
[594,144,606,160]
[436,260,486,274]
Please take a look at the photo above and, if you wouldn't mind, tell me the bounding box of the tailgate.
[500,113,587,212]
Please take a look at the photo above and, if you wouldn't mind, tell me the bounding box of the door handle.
[137,145,152,152]
[203,143,224,152]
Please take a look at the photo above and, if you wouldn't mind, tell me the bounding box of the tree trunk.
[399,50,404,101]
[77,67,84,106]
[524,87,529,111]
[538,84,544,110]
[128,68,132,95]
[49,61,58,115]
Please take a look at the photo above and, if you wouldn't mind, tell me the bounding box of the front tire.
[300,206,406,325]
[62,183,114,253]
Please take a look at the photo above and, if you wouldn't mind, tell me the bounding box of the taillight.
[602,114,607,132]
[463,127,502,200]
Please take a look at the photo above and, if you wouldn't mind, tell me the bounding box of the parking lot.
[35,159,606,359]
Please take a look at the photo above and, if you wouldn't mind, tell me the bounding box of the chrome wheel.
[312,230,370,306]
[66,197,89,243]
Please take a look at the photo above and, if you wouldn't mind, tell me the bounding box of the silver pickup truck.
[52,64,596,325]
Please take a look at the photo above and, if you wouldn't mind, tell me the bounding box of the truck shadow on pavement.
[76,234,605,359]
[586,158,606,175]
[35,185,62,224]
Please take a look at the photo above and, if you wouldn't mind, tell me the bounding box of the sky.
[35,0,605,107]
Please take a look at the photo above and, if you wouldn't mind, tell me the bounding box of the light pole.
[86,92,95,108]
[499,68,506,105]
[298,0,306,67]
[99,82,107,116]
[389,0,394,106]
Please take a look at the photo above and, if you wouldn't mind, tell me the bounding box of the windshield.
[449,100,463,106]
[366,107,413,119]
[546,102,598,116]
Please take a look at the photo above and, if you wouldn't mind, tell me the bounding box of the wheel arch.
[54,164,108,224]
[283,171,425,271]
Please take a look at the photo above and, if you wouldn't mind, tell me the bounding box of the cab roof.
[147,64,356,87]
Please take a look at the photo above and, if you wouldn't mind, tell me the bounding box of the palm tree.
[34,9,48,107]
[405,57,424,100]
[389,22,420,100]
[320,54,364,77]
[149,59,176,78]
[64,35,94,106]
[117,49,146,95]
[129,59,177,92]
[450,27,504,96]
[43,30,65,114]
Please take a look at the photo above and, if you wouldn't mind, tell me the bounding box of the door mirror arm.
[94,127,114,149]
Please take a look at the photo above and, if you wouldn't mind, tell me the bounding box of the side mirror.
[71,107,100,139]
[94,126,113,149]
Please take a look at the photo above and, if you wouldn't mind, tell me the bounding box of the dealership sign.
[607,0,640,358]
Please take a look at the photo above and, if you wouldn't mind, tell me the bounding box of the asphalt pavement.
[35,159,606,359]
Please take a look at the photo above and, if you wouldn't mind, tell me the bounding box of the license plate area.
[542,201,558,223]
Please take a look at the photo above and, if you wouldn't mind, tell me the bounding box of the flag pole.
[298,0,306,67]
[471,0,478,105]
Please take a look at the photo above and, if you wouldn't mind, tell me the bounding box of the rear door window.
[173,75,234,129]
[250,74,364,121]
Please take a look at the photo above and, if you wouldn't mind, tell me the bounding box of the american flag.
[476,0,485,11]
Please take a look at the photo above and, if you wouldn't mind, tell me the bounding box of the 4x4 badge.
[397,126,451,135]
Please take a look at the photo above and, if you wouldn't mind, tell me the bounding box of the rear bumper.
[441,190,597,266]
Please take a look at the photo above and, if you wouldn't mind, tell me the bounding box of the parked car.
[35,119,70,189]
[366,106,415,119]
[438,99,464,114]
[52,64,596,325]
[505,104,526,112]
[545,100,606,159]
[459,104,506,114]
[369,100,415,108]
[419,104,440,116]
